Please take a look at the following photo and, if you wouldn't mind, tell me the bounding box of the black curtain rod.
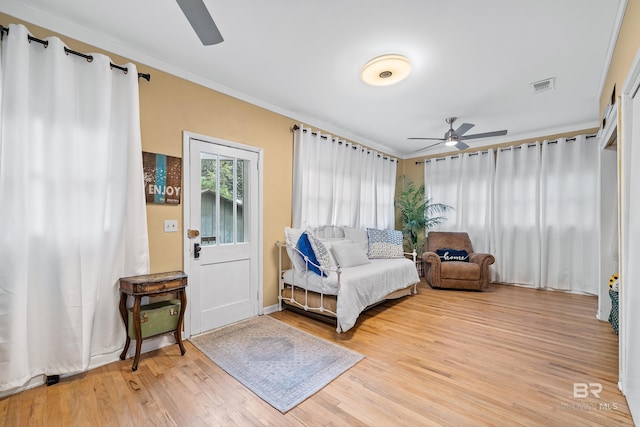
[0,25,151,82]
[292,124,396,162]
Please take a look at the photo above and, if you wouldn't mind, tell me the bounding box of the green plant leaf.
[395,176,453,252]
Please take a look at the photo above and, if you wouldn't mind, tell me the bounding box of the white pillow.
[343,227,369,253]
[319,239,351,267]
[284,227,306,272]
[331,242,370,268]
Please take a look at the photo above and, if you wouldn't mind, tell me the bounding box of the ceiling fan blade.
[454,140,470,150]
[455,123,474,136]
[176,0,224,45]
[410,141,442,154]
[460,129,508,140]
[407,137,445,141]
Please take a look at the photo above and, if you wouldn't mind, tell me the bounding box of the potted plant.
[396,176,452,275]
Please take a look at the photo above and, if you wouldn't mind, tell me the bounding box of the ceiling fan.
[409,117,507,152]
[176,0,224,45]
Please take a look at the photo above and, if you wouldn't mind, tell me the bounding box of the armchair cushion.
[441,261,480,280]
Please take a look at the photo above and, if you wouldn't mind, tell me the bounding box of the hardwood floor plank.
[0,281,633,426]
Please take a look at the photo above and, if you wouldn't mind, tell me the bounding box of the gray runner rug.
[190,315,364,413]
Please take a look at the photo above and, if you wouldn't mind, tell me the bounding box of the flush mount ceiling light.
[361,54,412,86]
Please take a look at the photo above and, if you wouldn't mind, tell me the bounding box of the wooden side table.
[118,271,188,371]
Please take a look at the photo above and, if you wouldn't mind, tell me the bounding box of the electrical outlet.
[164,220,178,232]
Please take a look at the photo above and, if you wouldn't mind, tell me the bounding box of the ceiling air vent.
[531,78,555,93]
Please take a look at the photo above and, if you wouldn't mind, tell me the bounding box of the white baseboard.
[262,303,280,314]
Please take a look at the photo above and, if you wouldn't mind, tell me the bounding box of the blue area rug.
[190,315,364,413]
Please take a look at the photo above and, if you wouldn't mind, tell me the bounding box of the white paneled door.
[185,134,261,335]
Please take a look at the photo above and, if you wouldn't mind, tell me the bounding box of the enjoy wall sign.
[143,151,182,204]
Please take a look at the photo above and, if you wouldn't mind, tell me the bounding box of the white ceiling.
[0,0,624,158]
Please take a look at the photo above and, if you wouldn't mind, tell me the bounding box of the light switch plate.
[164,219,178,232]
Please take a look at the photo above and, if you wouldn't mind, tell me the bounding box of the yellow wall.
[600,0,640,117]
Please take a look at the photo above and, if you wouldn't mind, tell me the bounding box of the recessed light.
[361,54,412,86]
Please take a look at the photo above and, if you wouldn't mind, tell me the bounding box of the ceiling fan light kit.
[444,136,458,146]
[361,54,411,86]
[409,117,507,153]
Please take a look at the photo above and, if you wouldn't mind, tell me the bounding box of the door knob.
[194,243,202,259]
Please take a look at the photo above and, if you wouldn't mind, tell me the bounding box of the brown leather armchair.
[423,232,495,290]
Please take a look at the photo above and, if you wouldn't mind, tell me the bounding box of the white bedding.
[282,257,419,332]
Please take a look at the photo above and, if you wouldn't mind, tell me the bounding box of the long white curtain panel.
[292,126,397,229]
[492,143,542,287]
[0,24,149,395]
[540,136,599,293]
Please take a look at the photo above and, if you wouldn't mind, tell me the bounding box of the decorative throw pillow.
[367,228,404,258]
[436,248,470,262]
[331,242,371,268]
[307,230,332,271]
[297,232,326,276]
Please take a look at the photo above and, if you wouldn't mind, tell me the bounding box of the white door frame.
[181,130,264,339]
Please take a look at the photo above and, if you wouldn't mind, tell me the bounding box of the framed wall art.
[143,151,182,204]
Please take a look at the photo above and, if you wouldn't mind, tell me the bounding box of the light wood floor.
[0,281,633,426]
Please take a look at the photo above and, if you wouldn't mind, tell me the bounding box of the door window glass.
[200,153,249,246]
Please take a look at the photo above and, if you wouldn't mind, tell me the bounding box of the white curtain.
[292,126,397,229]
[375,153,397,229]
[491,143,542,287]
[359,147,377,227]
[458,150,495,253]
[0,24,149,395]
[540,136,599,293]
[424,154,462,231]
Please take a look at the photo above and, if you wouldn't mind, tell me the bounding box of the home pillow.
[297,232,327,276]
[436,248,470,262]
[367,228,404,258]
[331,242,371,268]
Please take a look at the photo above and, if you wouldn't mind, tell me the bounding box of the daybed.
[277,226,420,332]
